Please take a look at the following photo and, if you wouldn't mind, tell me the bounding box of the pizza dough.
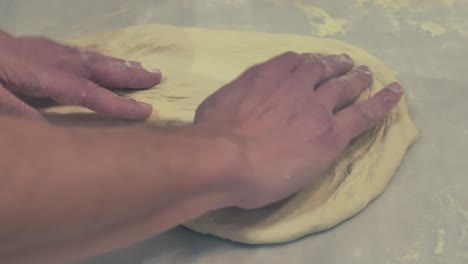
[52,24,418,244]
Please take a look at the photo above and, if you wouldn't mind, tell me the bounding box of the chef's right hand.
[195,52,403,209]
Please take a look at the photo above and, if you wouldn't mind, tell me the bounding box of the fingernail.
[388,82,403,93]
[138,101,153,110]
[147,68,161,74]
[357,65,372,74]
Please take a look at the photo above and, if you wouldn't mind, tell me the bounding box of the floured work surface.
[40,24,418,244]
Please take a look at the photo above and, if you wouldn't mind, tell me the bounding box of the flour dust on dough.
[53,24,418,244]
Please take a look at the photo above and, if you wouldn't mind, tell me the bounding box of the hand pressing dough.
[54,24,418,244]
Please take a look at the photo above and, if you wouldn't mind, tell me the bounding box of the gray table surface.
[1,0,467,263]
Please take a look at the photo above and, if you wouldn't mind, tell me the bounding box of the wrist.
[186,124,249,209]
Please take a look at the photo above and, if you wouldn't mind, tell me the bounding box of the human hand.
[0,31,161,120]
[195,52,403,209]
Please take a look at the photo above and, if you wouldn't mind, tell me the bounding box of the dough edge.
[184,114,417,244]
[65,24,419,244]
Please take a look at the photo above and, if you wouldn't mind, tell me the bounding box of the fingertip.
[387,82,403,94]
[134,108,153,120]
[125,61,163,83]
[126,68,163,89]
[327,53,352,64]
[335,82,404,139]
[141,70,163,88]
[87,54,163,89]
[371,82,403,111]
[122,98,154,120]
[137,101,153,112]
[329,53,354,73]
[383,83,403,105]
[146,68,163,84]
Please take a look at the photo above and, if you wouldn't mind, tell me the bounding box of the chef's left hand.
[0,30,162,120]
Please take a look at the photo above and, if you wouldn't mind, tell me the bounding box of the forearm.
[0,116,241,263]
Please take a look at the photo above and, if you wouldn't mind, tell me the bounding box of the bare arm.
[0,116,241,263]
[0,32,403,264]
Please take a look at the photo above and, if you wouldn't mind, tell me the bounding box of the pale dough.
[48,24,418,244]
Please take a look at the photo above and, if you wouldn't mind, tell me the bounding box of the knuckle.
[21,36,78,54]
[64,46,83,58]
[309,61,326,77]
[302,53,320,59]
[245,64,262,75]
[281,51,301,60]
[254,51,302,77]
[302,54,327,71]
[318,58,332,72]
[251,63,273,77]
[273,51,302,66]
[79,49,95,64]
[79,50,107,67]
[58,78,90,106]
[331,53,353,66]
[107,60,124,71]
[76,81,93,106]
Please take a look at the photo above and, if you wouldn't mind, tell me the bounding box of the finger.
[84,51,162,89]
[288,53,354,92]
[78,83,154,120]
[335,82,403,140]
[53,75,154,120]
[0,83,44,121]
[0,53,153,119]
[315,65,373,112]
[11,67,154,120]
[263,51,305,72]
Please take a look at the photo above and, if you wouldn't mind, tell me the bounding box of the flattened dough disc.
[57,24,418,244]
